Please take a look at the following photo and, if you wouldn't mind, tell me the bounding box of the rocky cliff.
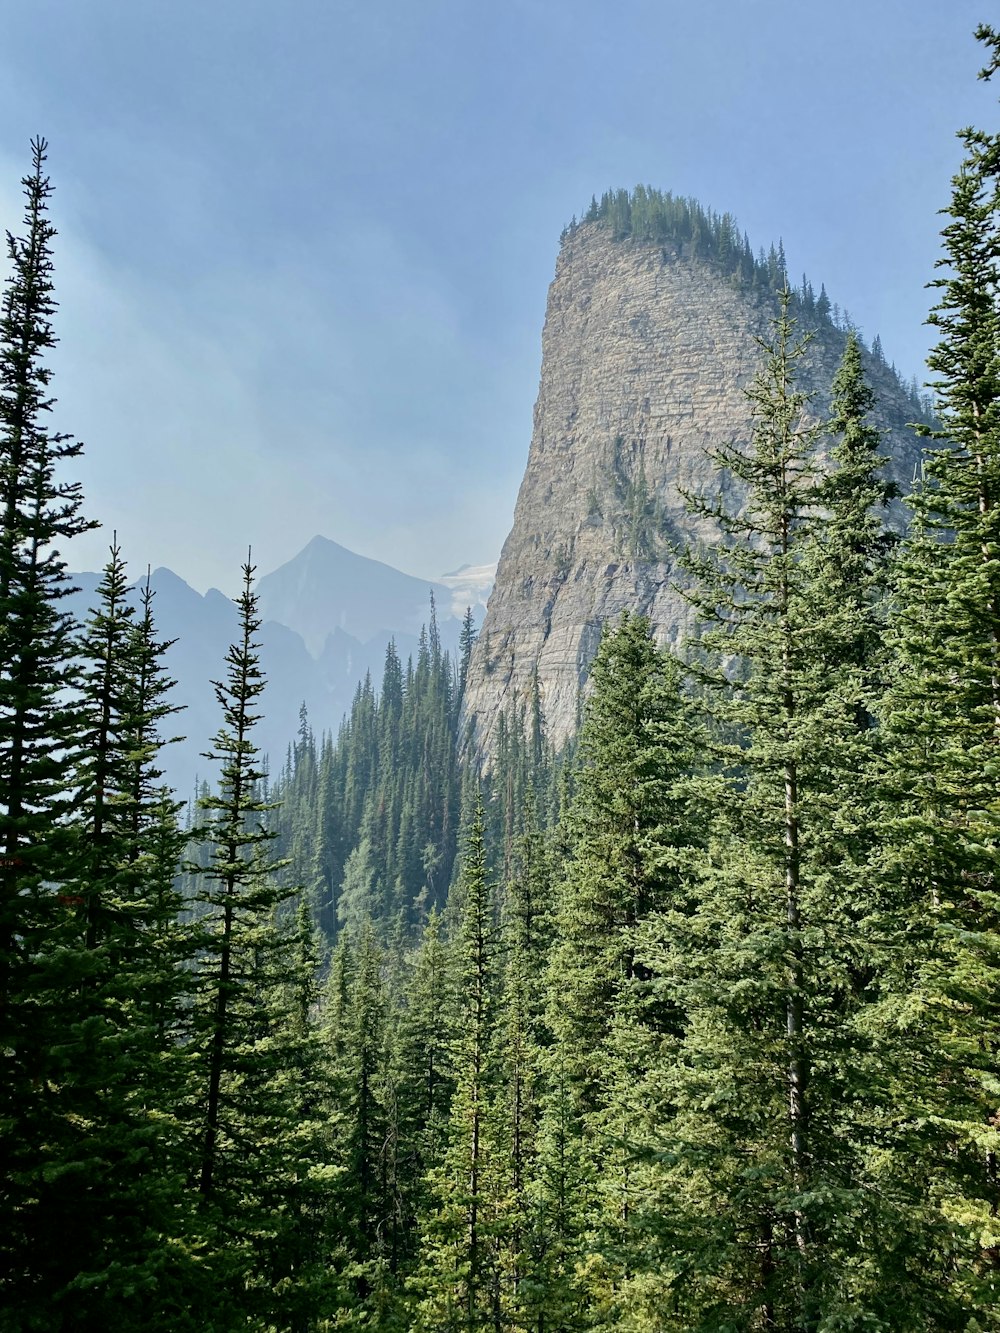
[463,217,926,755]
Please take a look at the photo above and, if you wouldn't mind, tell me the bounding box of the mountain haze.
[69,538,482,799]
[256,535,454,656]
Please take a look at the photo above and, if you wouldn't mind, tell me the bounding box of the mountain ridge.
[69,536,491,798]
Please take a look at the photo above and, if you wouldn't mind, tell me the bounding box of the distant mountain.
[65,567,328,802]
[68,538,494,801]
[256,535,454,657]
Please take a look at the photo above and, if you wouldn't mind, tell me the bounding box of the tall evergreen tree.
[411,799,505,1330]
[879,25,1000,1319]
[548,613,698,1104]
[458,606,477,707]
[0,139,99,1324]
[534,613,700,1324]
[337,920,394,1284]
[188,558,337,1324]
[40,541,195,1329]
[495,812,556,1330]
[653,299,947,1329]
[395,908,457,1268]
[190,558,279,1202]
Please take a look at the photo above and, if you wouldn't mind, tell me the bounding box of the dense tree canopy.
[4,26,1000,1329]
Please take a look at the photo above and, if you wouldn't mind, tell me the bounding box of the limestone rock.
[463,220,925,755]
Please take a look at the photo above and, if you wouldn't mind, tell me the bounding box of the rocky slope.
[462,219,927,755]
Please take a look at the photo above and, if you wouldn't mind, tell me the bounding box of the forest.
[2,22,1000,1333]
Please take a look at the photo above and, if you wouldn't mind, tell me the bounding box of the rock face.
[463,220,925,755]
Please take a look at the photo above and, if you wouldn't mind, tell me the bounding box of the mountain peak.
[300,534,349,554]
[256,536,448,656]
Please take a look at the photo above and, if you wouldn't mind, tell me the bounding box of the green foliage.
[410,800,508,1329]
[573,185,936,421]
[8,45,1000,1326]
[650,300,956,1329]
[272,600,463,946]
[187,561,343,1325]
[527,613,703,1324]
[878,27,1000,1317]
[395,909,457,1258]
[606,438,677,561]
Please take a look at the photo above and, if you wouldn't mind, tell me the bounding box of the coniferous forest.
[3,23,1000,1333]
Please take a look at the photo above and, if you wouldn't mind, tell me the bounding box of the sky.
[0,0,995,595]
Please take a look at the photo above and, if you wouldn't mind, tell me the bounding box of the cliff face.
[463,220,925,754]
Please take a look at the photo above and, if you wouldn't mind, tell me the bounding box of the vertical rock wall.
[463,221,923,755]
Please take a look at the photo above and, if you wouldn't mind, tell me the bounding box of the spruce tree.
[395,908,457,1267]
[411,799,505,1330]
[0,135,92,979]
[46,542,196,1328]
[188,558,335,1323]
[191,558,278,1201]
[458,606,477,706]
[535,612,700,1324]
[74,538,137,949]
[653,299,945,1329]
[495,812,556,1330]
[878,25,1000,1319]
[337,920,394,1286]
[0,139,100,1323]
[548,612,698,1102]
[4,525,195,1325]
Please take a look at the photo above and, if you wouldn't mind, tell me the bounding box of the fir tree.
[0,139,100,1323]
[338,920,394,1284]
[411,799,505,1330]
[495,811,556,1329]
[49,541,196,1328]
[878,25,1000,1319]
[657,298,945,1328]
[549,613,697,1095]
[395,908,457,1265]
[458,605,477,707]
[188,558,334,1323]
[534,613,700,1323]
[190,558,279,1201]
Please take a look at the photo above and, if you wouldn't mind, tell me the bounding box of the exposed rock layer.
[463,221,925,754]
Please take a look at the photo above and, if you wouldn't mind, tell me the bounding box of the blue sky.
[0,0,993,592]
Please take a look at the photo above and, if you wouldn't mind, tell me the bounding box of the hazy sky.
[0,1,994,594]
